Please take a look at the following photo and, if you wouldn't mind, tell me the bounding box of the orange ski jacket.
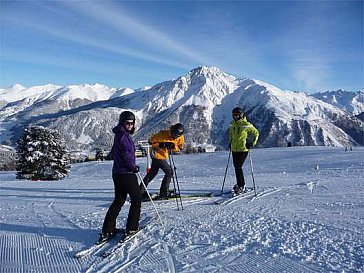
[149,129,184,160]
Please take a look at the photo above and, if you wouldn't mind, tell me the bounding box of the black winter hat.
[119,111,136,134]
[232,107,244,119]
[119,111,135,123]
[232,107,243,115]
[171,123,184,137]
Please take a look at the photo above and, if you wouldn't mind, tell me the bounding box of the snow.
[0,83,117,106]
[0,146,363,272]
[0,84,61,103]
[48,84,116,102]
[0,144,15,152]
[1,66,362,150]
[312,89,364,115]
[109,88,135,99]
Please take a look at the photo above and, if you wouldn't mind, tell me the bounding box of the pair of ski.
[142,192,213,202]
[74,215,153,259]
[214,187,255,205]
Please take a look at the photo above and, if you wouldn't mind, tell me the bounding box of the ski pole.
[168,154,180,210]
[136,172,164,228]
[169,151,183,210]
[221,149,231,194]
[248,151,257,196]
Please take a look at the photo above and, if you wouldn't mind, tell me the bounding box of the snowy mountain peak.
[170,66,238,109]
[7,83,26,91]
[312,89,364,115]
[0,83,61,103]
[135,86,151,92]
[188,65,234,81]
[0,66,362,150]
[52,84,116,102]
[110,87,135,99]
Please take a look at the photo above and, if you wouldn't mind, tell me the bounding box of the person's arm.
[120,134,135,171]
[173,135,184,152]
[247,124,259,147]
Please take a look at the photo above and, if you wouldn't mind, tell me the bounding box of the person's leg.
[125,174,142,232]
[102,174,127,234]
[232,152,248,189]
[142,159,159,187]
[159,160,173,197]
[141,159,160,196]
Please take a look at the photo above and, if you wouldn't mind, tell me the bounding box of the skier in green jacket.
[229,107,259,195]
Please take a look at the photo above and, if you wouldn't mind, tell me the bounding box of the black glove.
[228,143,231,149]
[165,142,175,149]
[133,165,140,173]
[246,142,253,149]
[159,142,175,149]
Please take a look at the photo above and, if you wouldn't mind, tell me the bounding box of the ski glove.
[246,142,253,149]
[164,142,175,150]
[133,165,140,173]
[159,142,175,149]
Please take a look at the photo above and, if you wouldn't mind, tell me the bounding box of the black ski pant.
[232,151,249,188]
[102,173,141,233]
[142,158,173,197]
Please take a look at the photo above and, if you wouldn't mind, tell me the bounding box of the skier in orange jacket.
[142,123,184,199]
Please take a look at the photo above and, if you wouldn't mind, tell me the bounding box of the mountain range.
[0,66,363,152]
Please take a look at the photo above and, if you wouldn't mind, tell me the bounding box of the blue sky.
[0,1,363,93]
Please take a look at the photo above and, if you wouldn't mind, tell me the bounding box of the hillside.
[0,147,362,272]
[0,66,363,151]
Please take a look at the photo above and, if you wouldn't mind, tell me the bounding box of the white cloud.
[59,1,212,65]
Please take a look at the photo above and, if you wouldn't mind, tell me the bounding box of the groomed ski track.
[78,187,321,273]
[0,147,363,272]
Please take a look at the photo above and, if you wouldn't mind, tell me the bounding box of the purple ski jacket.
[111,123,136,174]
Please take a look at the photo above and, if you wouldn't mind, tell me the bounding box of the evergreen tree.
[16,126,70,180]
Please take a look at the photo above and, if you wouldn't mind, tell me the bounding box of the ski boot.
[157,194,169,200]
[97,228,121,244]
[125,228,140,237]
[233,184,246,196]
[167,189,178,198]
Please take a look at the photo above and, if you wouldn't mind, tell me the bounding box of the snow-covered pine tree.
[16,126,70,180]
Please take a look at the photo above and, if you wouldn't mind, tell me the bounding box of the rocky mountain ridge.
[0,66,362,151]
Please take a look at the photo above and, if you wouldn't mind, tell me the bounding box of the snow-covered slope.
[0,147,363,272]
[0,66,362,150]
[0,83,122,141]
[0,83,121,118]
[0,83,119,104]
[128,66,239,143]
[0,84,60,103]
[312,89,364,115]
[46,84,117,102]
[211,78,362,147]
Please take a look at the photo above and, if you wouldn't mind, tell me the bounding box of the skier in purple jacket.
[99,111,141,243]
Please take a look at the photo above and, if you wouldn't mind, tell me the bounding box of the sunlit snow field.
[0,146,363,272]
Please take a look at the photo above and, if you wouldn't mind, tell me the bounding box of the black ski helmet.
[232,107,244,120]
[119,111,136,134]
[171,123,184,138]
[119,111,135,124]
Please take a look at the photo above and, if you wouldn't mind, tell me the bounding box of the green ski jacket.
[229,116,259,152]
